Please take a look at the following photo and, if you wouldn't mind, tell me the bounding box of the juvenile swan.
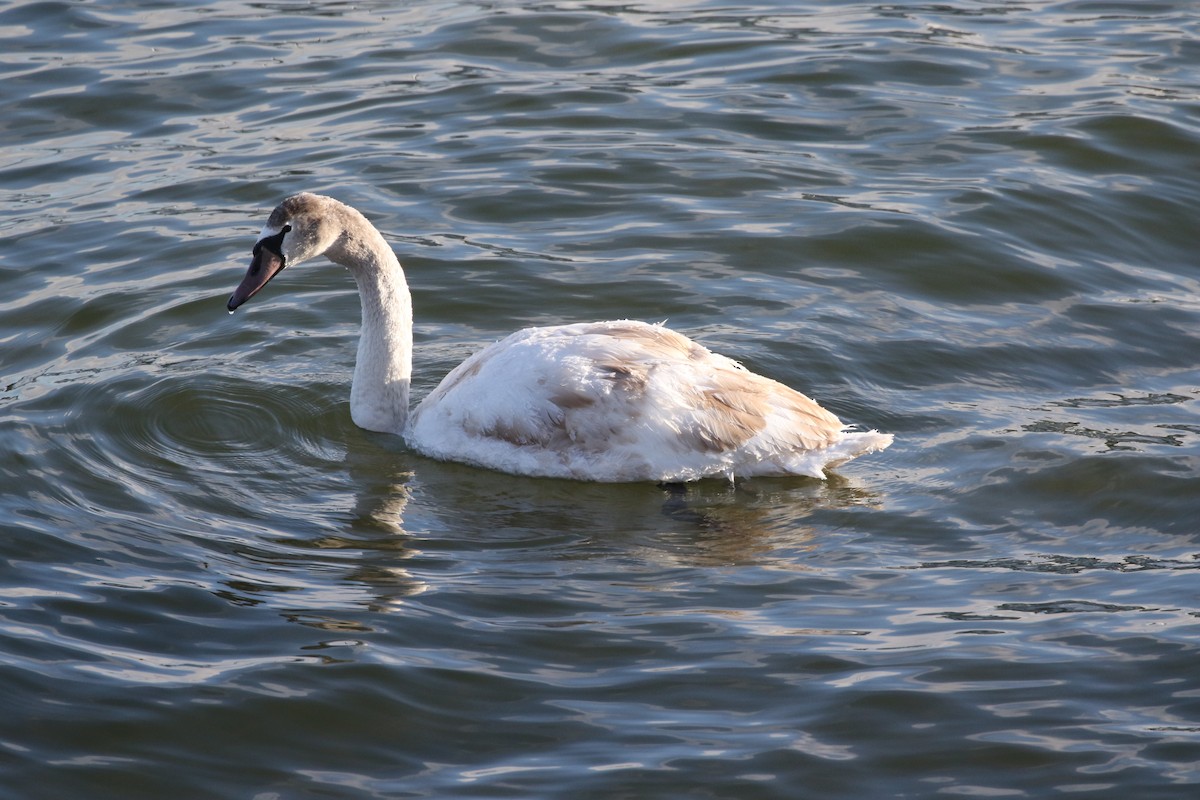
[227,193,892,481]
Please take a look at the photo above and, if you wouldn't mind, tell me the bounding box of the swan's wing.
[409,321,870,480]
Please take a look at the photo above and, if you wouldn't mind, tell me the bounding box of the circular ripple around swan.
[77,370,346,496]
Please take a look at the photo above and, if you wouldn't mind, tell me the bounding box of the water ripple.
[2,1,1199,798]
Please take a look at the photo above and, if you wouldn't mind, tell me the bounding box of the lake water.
[2,0,1199,797]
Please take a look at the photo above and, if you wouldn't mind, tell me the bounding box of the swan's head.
[227,192,345,312]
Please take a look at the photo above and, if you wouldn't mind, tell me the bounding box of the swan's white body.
[227,193,892,482]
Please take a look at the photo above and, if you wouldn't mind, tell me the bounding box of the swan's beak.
[227,248,285,312]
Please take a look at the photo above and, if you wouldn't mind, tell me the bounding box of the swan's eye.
[247,223,293,277]
[255,224,292,261]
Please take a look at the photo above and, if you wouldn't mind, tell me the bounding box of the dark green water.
[2,1,1198,797]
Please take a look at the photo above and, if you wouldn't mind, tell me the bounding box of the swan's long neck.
[328,218,413,435]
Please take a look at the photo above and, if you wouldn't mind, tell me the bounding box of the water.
[2,0,1199,797]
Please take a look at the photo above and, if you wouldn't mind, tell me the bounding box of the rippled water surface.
[2,0,1199,797]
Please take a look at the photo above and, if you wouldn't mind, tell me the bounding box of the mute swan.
[226,193,892,482]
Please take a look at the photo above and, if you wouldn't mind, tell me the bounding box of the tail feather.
[821,430,893,471]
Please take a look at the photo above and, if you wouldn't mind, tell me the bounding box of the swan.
[226,192,892,482]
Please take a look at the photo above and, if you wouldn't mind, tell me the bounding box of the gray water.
[2,1,1199,797]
